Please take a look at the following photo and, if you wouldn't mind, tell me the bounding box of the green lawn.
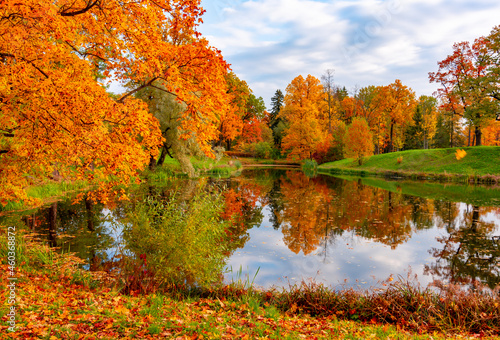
[319,147,500,180]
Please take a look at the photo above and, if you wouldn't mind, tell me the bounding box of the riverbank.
[1,235,499,339]
[318,146,500,184]
[0,156,244,213]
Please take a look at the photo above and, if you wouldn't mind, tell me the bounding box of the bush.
[302,159,318,177]
[254,142,273,159]
[234,142,276,159]
[233,160,242,169]
[123,190,231,289]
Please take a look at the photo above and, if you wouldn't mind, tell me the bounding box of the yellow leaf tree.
[376,80,417,152]
[0,0,230,205]
[280,75,327,160]
[343,117,373,165]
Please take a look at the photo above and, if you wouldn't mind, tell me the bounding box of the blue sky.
[200,0,500,107]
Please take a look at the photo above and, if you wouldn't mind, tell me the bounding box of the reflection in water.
[2,169,499,289]
[426,204,500,289]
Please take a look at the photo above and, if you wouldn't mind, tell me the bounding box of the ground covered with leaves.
[1,254,497,340]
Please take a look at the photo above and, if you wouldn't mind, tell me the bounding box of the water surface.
[3,169,499,290]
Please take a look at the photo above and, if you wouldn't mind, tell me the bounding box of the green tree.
[404,106,425,150]
[136,82,201,176]
[269,89,285,148]
[404,95,438,150]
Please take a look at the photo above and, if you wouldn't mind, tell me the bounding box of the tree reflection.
[273,172,435,255]
[3,169,499,290]
[425,204,500,289]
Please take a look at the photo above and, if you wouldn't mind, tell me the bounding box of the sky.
[199,0,500,108]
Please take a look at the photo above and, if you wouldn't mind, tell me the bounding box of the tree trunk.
[450,118,454,148]
[474,126,482,146]
[148,154,157,171]
[157,145,169,166]
[389,122,394,153]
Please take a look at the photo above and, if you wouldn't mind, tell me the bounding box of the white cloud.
[200,0,500,106]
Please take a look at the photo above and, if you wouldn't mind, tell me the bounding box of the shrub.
[254,142,273,159]
[123,190,231,289]
[302,159,318,176]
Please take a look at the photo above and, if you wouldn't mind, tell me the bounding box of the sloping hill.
[318,146,500,181]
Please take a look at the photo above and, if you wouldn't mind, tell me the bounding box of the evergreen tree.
[404,106,424,150]
[269,89,285,148]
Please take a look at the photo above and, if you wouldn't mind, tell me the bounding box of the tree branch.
[64,41,108,62]
[60,0,100,17]
[117,78,159,103]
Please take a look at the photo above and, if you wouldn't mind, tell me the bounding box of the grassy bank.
[1,156,243,213]
[1,233,499,339]
[319,146,500,183]
[0,180,90,213]
[145,156,244,182]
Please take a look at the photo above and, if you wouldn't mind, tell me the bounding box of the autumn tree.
[343,117,373,165]
[218,72,249,150]
[332,86,350,123]
[219,72,266,151]
[282,119,325,160]
[429,34,500,146]
[0,0,230,204]
[280,75,327,160]
[376,80,417,152]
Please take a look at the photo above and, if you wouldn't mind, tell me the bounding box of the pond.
[2,168,500,291]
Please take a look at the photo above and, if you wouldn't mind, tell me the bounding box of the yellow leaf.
[455,149,467,160]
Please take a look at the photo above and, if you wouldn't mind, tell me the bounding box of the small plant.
[233,160,242,170]
[397,156,403,164]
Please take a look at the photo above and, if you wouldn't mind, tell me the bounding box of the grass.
[1,231,499,339]
[145,156,243,182]
[0,180,89,212]
[319,146,500,183]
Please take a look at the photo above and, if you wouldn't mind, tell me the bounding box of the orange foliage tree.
[343,117,373,165]
[377,80,417,152]
[219,72,267,151]
[429,34,500,146]
[280,75,327,160]
[0,0,230,205]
